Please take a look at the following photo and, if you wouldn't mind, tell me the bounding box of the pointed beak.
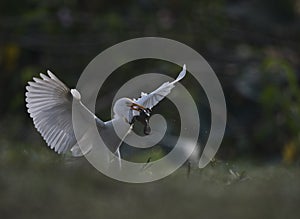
[130,102,146,111]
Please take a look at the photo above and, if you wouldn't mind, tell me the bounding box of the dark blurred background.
[1,0,300,162]
[1,0,300,218]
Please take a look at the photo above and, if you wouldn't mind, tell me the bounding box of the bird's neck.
[111,117,130,130]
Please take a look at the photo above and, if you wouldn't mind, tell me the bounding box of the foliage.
[0,0,300,161]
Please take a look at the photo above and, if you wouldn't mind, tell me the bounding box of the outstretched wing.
[25,70,104,155]
[134,64,186,109]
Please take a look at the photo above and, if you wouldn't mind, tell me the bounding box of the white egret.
[25,65,187,163]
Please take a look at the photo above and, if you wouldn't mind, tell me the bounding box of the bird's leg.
[115,149,122,170]
[109,149,122,170]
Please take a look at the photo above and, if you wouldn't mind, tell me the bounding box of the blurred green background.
[1,0,300,218]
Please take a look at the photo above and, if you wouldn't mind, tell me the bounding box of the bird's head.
[113,98,146,123]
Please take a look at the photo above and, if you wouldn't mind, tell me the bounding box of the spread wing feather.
[25,70,104,155]
[135,65,186,109]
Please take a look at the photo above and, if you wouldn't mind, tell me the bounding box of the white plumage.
[25,65,187,159]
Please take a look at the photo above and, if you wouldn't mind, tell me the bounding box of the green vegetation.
[1,152,300,219]
[1,0,300,218]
